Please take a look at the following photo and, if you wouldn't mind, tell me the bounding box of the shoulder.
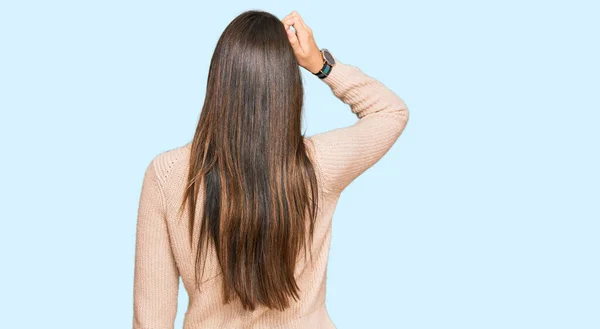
[148,141,192,187]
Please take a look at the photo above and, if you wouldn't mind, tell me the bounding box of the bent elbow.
[394,101,409,136]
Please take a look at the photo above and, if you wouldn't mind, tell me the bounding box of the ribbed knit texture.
[133,59,409,329]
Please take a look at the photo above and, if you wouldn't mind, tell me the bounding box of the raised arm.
[281,11,409,195]
[309,59,409,194]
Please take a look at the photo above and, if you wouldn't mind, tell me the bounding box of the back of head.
[204,9,303,137]
[179,10,319,311]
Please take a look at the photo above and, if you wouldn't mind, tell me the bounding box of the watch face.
[323,49,335,65]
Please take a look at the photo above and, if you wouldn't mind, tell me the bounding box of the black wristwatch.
[313,48,336,79]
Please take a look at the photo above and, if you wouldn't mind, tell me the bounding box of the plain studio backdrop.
[0,1,598,328]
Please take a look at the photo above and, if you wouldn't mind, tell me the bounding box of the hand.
[281,11,324,74]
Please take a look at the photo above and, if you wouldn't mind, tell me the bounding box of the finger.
[283,16,309,39]
[285,27,304,56]
[282,17,299,37]
[282,16,295,30]
[281,18,293,32]
[281,12,295,30]
[281,10,297,23]
[291,11,309,31]
[281,12,293,22]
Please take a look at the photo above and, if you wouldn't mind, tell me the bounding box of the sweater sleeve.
[308,58,409,195]
[133,158,179,329]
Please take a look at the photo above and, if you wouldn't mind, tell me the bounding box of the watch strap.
[314,49,334,79]
[315,62,333,79]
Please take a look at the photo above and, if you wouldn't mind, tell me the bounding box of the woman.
[133,9,409,329]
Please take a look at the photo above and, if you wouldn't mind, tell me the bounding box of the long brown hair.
[177,10,319,312]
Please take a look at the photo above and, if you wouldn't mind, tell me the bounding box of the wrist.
[307,57,324,74]
[312,48,336,79]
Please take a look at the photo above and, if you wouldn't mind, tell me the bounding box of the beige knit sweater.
[133,59,409,329]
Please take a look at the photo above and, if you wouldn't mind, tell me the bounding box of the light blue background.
[1,1,598,328]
